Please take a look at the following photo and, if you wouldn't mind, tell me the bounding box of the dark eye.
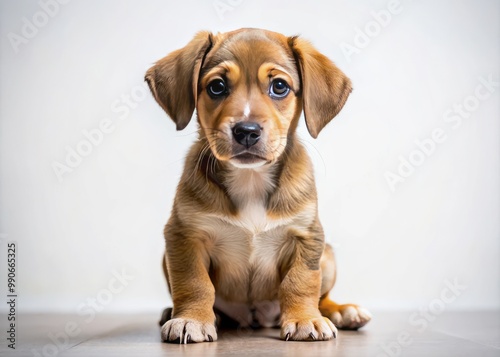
[207,79,227,98]
[269,79,290,98]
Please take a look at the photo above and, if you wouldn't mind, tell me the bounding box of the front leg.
[161,226,217,344]
[279,231,338,341]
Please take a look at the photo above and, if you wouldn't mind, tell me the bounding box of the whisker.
[174,129,200,138]
[185,142,212,184]
[298,137,327,176]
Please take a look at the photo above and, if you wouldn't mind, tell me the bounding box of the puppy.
[146,28,371,343]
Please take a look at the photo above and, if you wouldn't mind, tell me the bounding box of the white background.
[0,0,498,314]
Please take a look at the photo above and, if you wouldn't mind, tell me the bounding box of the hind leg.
[319,244,372,330]
[319,296,372,330]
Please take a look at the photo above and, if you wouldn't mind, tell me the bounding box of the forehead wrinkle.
[234,49,296,90]
[201,35,298,90]
[200,54,230,78]
[203,60,237,78]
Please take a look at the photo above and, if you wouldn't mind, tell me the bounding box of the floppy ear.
[145,31,213,130]
[289,36,352,138]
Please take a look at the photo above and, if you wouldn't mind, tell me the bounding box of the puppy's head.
[146,28,351,169]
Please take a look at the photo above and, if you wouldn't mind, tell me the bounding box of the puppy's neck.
[224,164,277,208]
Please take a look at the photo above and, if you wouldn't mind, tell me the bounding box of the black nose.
[232,122,262,148]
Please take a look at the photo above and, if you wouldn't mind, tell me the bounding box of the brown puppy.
[146,28,371,343]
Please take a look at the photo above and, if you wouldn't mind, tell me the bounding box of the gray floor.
[1,311,499,356]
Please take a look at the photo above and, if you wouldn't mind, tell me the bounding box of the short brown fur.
[146,28,371,343]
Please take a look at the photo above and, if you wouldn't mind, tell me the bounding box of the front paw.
[161,318,217,344]
[281,316,337,341]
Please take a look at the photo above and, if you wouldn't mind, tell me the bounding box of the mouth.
[229,152,268,169]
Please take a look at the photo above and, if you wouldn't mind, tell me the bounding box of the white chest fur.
[225,166,282,234]
[188,165,315,304]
